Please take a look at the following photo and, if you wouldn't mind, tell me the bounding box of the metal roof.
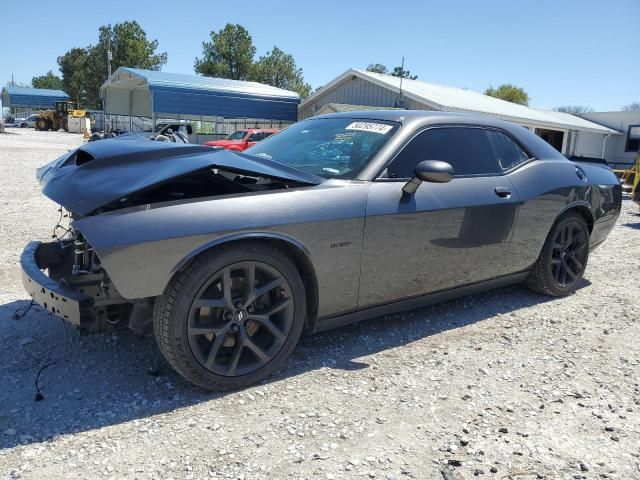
[300,69,620,135]
[1,86,69,108]
[316,103,404,114]
[100,67,300,121]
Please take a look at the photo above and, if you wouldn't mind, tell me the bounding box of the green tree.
[554,105,592,114]
[622,102,640,111]
[485,84,529,106]
[77,21,167,108]
[58,47,90,107]
[31,70,63,90]
[195,24,256,80]
[366,63,388,74]
[391,66,417,80]
[251,47,311,97]
[366,63,417,79]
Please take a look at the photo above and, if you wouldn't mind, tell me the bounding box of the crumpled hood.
[37,134,323,216]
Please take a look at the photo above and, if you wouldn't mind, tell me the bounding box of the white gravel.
[0,127,639,480]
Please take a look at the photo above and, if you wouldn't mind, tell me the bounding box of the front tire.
[527,212,590,296]
[35,119,50,131]
[153,242,306,390]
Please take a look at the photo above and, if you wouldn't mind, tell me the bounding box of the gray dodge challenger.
[21,110,622,390]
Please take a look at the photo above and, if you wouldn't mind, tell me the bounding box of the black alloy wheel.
[187,261,294,377]
[527,212,590,296]
[550,219,588,287]
[153,242,306,391]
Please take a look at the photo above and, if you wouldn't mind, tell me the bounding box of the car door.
[358,125,527,309]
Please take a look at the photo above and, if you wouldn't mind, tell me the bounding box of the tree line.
[14,21,312,109]
[9,20,640,113]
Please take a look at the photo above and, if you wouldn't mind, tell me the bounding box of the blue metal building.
[1,86,69,111]
[100,68,300,123]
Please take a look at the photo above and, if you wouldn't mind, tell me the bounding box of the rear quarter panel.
[508,159,621,271]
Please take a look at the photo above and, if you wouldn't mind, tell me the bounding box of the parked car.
[21,111,621,390]
[15,114,40,128]
[203,128,279,151]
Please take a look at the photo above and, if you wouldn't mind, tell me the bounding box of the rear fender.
[551,201,594,230]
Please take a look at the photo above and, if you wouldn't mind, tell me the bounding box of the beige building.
[581,111,640,168]
[300,69,624,165]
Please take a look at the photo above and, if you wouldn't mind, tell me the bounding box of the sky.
[1,0,638,111]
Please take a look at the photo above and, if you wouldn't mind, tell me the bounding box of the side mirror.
[186,125,193,135]
[402,160,454,195]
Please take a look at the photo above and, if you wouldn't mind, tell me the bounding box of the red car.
[203,128,279,151]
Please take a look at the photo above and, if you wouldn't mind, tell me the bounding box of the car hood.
[37,134,323,216]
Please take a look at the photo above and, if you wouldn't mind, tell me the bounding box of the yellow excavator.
[612,152,640,194]
[613,152,640,210]
[35,101,90,132]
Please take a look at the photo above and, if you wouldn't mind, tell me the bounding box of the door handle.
[494,186,511,198]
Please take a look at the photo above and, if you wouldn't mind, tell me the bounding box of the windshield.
[245,118,399,179]
[226,131,247,141]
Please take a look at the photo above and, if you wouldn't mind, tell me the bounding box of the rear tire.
[527,212,590,296]
[153,242,306,391]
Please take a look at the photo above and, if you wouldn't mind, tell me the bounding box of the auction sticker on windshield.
[345,122,393,134]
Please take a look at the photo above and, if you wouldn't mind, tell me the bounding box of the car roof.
[312,109,564,156]
[308,109,567,179]
[312,109,520,129]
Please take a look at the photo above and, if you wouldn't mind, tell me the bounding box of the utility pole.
[395,57,405,108]
[398,57,405,96]
[107,36,112,78]
[106,33,112,134]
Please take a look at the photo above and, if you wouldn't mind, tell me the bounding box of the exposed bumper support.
[20,241,94,326]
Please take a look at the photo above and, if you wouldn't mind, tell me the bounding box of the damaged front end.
[21,135,323,334]
[21,228,136,334]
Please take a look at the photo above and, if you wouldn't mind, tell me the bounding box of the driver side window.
[386,127,504,178]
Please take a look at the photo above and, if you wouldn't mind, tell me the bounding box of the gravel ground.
[0,127,639,480]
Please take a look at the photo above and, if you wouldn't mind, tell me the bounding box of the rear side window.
[386,126,529,178]
[485,130,529,169]
[387,127,500,178]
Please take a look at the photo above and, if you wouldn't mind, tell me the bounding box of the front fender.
[169,231,314,275]
[75,182,370,318]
